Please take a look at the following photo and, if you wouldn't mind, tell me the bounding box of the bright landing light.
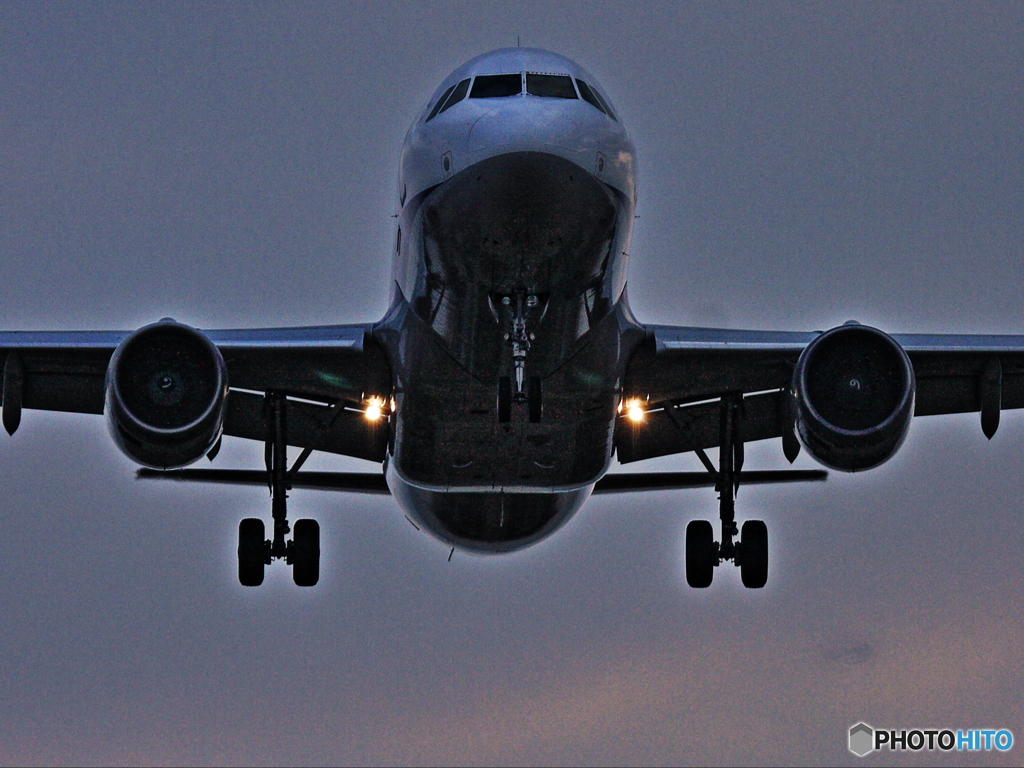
[626,399,645,423]
[364,397,384,422]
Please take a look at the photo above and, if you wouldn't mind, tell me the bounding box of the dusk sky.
[1,3,1022,765]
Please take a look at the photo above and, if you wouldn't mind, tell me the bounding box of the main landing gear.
[685,393,769,589]
[237,392,320,587]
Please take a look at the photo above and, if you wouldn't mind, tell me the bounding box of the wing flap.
[223,390,388,462]
[622,326,1024,462]
[137,468,392,493]
[617,389,785,464]
[24,370,106,414]
[0,324,390,423]
[214,324,389,402]
[594,469,826,492]
[629,326,1024,412]
[911,350,1024,417]
[137,468,826,494]
[8,348,111,415]
[624,326,820,405]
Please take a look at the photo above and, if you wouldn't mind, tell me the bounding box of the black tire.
[238,518,266,587]
[685,520,715,588]
[528,376,542,423]
[292,519,320,587]
[740,520,768,589]
[497,376,512,423]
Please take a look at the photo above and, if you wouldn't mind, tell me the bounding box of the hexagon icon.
[849,722,874,757]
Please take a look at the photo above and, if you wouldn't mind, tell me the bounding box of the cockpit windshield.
[426,71,616,121]
[470,74,522,98]
[526,74,576,99]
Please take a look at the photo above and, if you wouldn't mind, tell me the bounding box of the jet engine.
[105,320,228,469]
[792,323,915,471]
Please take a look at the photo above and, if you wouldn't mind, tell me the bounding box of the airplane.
[2,47,1021,589]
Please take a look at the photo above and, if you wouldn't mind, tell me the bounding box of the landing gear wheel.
[528,376,542,422]
[291,519,320,587]
[685,520,716,588]
[497,376,512,423]
[739,520,768,589]
[238,518,266,587]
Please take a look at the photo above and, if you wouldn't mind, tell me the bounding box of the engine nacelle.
[105,320,228,469]
[792,323,915,472]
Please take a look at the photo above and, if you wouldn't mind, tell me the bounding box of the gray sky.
[1,3,1022,765]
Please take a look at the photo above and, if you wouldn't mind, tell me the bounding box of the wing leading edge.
[7,321,1023,468]
[0,324,390,462]
[618,325,1024,463]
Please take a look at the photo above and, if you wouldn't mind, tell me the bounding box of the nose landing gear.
[237,392,320,587]
[496,291,544,424]
[684,393,769,589]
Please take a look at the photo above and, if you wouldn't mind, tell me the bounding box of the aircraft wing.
[0,324,390,462]
[618,325,1024,463]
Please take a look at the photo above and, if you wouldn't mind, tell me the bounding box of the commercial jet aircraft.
[3,48,1022,589]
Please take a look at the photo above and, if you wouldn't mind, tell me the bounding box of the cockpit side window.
[426,83,457,122]
[575,79,616,121]
[434,78,471,117]
[470,74,522,98]
[575,79,605,114]
[591,90,616,121]
[526,74,577,99]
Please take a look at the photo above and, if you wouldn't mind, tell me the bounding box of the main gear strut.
[684,393,769,588]
[237,391,320,587]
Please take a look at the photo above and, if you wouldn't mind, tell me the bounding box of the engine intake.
[793,323,915,472]
[105,320,228,469]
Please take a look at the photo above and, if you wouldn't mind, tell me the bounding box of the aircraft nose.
[468,106,580,151]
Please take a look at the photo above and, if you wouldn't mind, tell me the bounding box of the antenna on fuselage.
[517,35,521,47]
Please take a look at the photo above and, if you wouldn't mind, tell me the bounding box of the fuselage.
[373,48,645,552]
